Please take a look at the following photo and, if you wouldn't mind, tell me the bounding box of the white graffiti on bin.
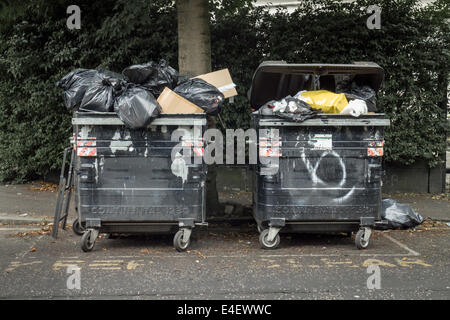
[300,149,356,203]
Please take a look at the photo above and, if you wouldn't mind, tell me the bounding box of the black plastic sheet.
[114,85,161,129]
[336,76,377,112]
[122,59,178,96]
[260,97,318,122]
[376,198,424,230]
[173,78,224,115]
[56,69,98,110]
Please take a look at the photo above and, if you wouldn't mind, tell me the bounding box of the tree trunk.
[177,0,211,77]
[176,0,222,215]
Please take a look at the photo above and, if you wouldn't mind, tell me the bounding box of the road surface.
[0,222,449,299]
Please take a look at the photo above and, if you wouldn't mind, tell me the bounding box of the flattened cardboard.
[194,68,238,98]
[157,87,204,114]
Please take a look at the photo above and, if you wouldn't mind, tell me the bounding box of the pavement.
[1,183,449,225]
[0,182,449,299]
[0,182,75,225]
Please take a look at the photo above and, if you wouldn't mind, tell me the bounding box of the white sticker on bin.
[311,134,332,150]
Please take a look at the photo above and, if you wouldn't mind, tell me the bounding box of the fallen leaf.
[187,249,206,259]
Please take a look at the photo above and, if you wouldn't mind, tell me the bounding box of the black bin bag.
[174,78,225,115]
[79,70,126,113]
[122,59,178,96]
[375,198,424,230]
[56,69,98,110]
[114,85,161,129]
[336,76,378,112]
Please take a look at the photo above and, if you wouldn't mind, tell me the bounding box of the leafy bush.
[0,0,448,182]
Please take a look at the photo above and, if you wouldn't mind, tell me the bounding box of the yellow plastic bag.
[300,90,348,114]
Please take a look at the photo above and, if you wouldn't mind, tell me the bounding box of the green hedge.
[0,0,448,182]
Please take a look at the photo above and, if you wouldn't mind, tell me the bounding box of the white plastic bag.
[272,99,287,113]
[339,99,368,117]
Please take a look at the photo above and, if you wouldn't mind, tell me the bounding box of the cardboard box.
[157,68,237,114]
[194,68,237,98]
[157,87,204,114]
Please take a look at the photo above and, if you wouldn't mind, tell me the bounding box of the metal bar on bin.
[60,148,75,230]
[258,118,391,127]
[72,117,207,126]
[52,147,70,238]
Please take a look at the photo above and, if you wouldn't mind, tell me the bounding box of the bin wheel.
[81,229,96,252]
[355,229,370,250]
[173,230,190,252]
[72,219,85,236]
[259,229,280,250]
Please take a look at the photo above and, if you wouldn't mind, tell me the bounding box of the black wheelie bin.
[72,112,207,252]
[250,61,390,250]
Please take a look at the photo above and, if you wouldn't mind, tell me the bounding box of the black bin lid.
[248,61,384,109]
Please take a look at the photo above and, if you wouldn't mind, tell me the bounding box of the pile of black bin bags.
[57,59,224,129]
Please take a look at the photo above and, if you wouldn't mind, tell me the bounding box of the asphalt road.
[0,222,449,300]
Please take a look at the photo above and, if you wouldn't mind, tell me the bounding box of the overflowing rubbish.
[114,85,161,129]
[56,69,98,110]
[194,69,237,98]
[375,198,424,230]
[158,87,205,114]
[296,90,349,114]
[79,70,126,113]
[336,76,378,112]
[259,83,377,120]
[122,59,178,96]
[58,61,236,127]
[173,78,225,115]
[339,99,368,117]
[260,96,318,122]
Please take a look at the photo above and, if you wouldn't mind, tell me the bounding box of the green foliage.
[0,0,448,182]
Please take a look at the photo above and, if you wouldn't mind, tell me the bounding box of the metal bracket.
[181,228,192,244]
[178,218,195,228]
[269,218,286,228]
[375,220,388,226]
[89,229,99,243]
[367,163,382,183]
[360,217,375,227]
[362,227,372,242]
[86,218,101,228]
[267,227,281,243]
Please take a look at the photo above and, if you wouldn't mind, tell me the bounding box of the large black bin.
[249,62,390,250]
[72,112,207,252]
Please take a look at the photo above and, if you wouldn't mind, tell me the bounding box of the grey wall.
[216,162,446,194]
